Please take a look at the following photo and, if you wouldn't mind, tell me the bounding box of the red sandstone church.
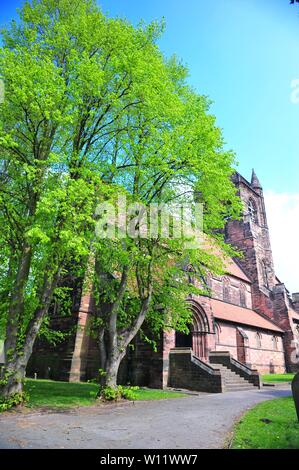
[28,171,299,393]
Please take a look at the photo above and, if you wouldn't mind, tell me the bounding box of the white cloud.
[264,190,299,294]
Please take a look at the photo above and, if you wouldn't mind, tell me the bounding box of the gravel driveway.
[0,386,292,449]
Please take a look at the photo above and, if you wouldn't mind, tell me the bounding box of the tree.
[0,0,242,400]
[91,76,242,389]
[0,0,180,400]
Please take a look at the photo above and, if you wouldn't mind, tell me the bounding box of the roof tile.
[211,298,283,333]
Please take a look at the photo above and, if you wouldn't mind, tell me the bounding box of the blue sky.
[1,0,299,290]
[1,0,299,192]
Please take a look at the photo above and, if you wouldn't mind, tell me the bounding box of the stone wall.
[128,331,164,388]
[27,314,78,381]
[272,284,298,372]
[216,321,286,374]
[210,276,252,309]
[168,349,223,393]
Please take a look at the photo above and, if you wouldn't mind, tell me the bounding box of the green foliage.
[0,0,242,398]
[0,391,29,412]
[99,385,140,401]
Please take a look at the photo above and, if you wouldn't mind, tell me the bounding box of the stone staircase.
[169,349,261,393]
[209,362,256,392]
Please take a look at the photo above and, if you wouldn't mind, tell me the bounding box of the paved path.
[0,386,292,449]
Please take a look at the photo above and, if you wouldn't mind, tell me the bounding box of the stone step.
[213,365,234,371]
[224,377,250,384]
[222,372,245,380]
[212,367,238,375]
[225,383,251,388]
[226,383,248,388]
[224,384,255,390]
[226,387,250,391]
[224,387,255,392]
[210,363,254,388]
[210,363,251,382]
[222,372,245,378]
[209,361,257,391]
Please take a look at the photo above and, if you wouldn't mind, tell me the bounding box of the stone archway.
[175,301,211,360]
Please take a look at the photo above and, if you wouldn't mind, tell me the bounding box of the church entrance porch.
[173,300,213,362]
[175,329,208,360]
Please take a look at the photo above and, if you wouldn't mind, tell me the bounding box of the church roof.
[210,298,284,333]
[202,237,251,283]
[224,258,251,283]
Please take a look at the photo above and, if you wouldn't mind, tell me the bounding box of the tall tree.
[0,0,178,400]
[91,77,242,389]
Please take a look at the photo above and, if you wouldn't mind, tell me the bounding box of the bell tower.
[225,170,276,318]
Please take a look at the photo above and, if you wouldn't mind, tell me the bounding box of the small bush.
[0,391,29,412]
[99,385,139,401]
[119,386,139,401]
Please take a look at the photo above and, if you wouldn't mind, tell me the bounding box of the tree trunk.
[102,353,125,389]
[5,242,32,357]
[100,293,152,391]
[95,253,154,394]
[0,268,60,400]
[1,360,26,398]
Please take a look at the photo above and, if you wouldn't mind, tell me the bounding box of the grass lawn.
[133,388,186,401]
[231,397,299,449]
[24,379,186,409]
[262,374,295,383]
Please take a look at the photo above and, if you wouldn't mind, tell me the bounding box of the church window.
[215,322,221,343]
[223,281,230,302]
[240,285,247,308]
[248,198,258,224]
[256,332,262,348]
[272,336,279,351]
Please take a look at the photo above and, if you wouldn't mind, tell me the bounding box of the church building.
[28,171,299,393]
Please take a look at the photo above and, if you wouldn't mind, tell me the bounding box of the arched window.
[248,198,258,224]
[240,285,247,308]
[214,322,221,343]
[261,261,269,289]
[256,332,262,348]
[223,279,230,302]
[272,336,279,351]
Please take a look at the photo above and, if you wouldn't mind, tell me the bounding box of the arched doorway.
[175,326,193,348]
[175,301,211,360]
[236,328,249,364]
